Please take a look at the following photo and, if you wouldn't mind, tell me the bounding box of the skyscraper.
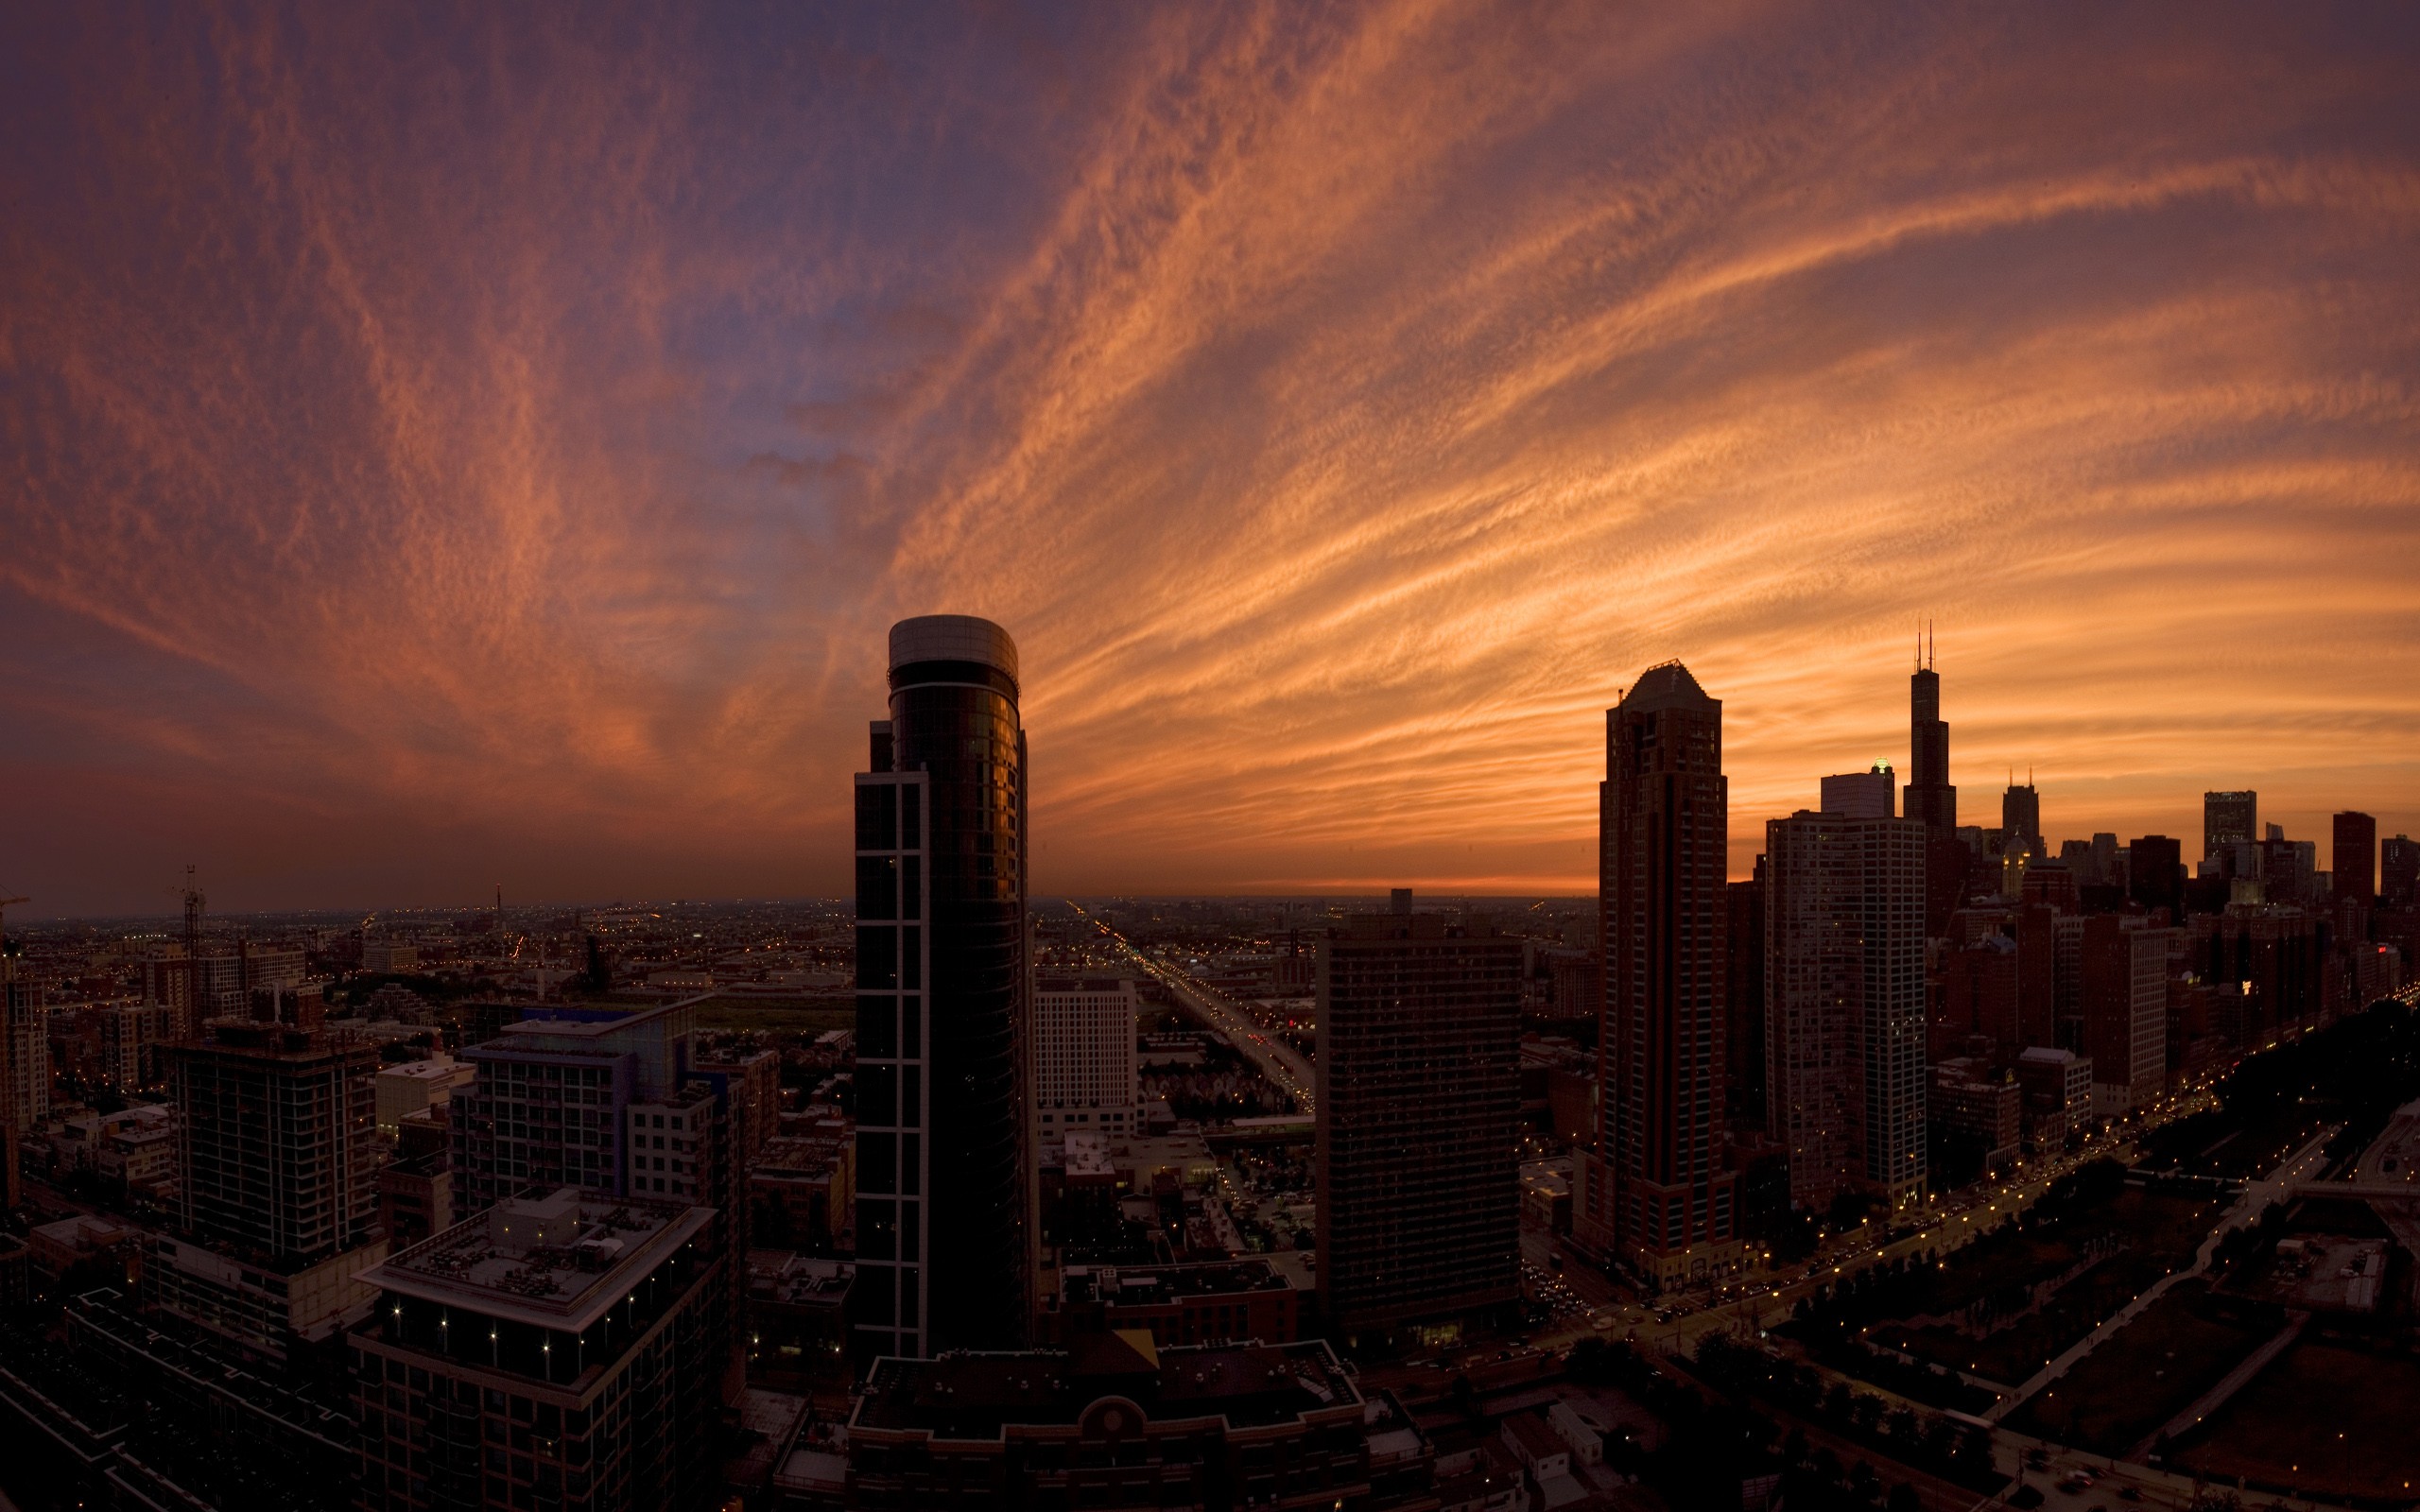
[1575,662,1738,1290]
[1903,646,1957,833]
[2333,811,2377,904]
[172,1018,379,1262]
[2128,835,2184,919]
[2204,791,2257,868]
[1765,808,1928,1214]
[2,971,45,1136]
[854,614,1029,1361]
[2001,778,2041,853]
[1315,897,1521,1342]
[2384,834,2419,911]
[1903,642,1964,936]
[157,1012,386,1356]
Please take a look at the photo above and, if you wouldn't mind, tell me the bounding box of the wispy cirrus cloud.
[2,1,2416,913]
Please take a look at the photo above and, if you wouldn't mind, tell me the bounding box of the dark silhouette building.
[1724,866,1767,1131]
[2127,834,2184,919]
[2204,790,2258,869]
[1576,662,1738,1290]
[1903,643,1965,936]
[854,614,1029,1361]
[2385,833,2420,911]
[1765,808,1928,1215]
[2334,811,2377,904]
[1314,898,1521,1343]
[2002,778,2041,853]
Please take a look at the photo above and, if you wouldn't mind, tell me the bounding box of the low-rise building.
[743,1250,854,1390]
[2015,1046,2094,1150]
[1929,1059,2022,1172]
[1041,1259,1303,1348]
[843,1333,1434,1509]
[373,1056,474,1133]
[142,1233,387,1360]
[750,1129,855,1252]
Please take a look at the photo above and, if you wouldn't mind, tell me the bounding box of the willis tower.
[1903,627,1962,936]
[853,615,1030,1360]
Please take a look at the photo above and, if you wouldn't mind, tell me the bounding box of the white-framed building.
[1034,977,1138,1137]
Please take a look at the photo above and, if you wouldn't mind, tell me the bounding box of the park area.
[1817,1167,2226,1387]
[2000,1280,2280,1455]
[2170,1340,2420,1503]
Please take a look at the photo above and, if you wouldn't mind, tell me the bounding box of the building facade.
[1577,662,1739,1288]
[172,1020,380,1261]
[1035,977,1138,1138]
[853,613,1030,1362]
[2204,791,2258,868]
[2334,811,2377,904]
[350,1190,730,1512]
[1316,902,1521,1341]
[2083,917,2169,1113]
[1765,808,1928,1213]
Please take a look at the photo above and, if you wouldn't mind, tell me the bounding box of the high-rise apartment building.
[1576,662,1738,1289]
[156,1014,387,1356]
[2385,834,2420,911]
[452,1000,710,1215]
[2333,811,2377,904]
[1765,808,1928,1213]
[2083,917,2169,1114]
[352,1189,730,1512]
[2204,791,2258,868]
[3,973,47,1134]
[191,945,305,1019]
[1315,901,1521,1342]
[1035,977,1138,1138]
[1725,866,1767,1131]
[853,614,1029,1362]
[172,1018,379,1261]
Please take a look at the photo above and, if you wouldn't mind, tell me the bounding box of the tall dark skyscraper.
[854,614,1029,1361]
[1903,639,1964,936]
[2002,777,2041,851]
[2384,834,2420,911]
[1315,896,1521,1344]
[1903,641,1956,834]
[1575,662,1737,1291]
[2333,811,2377,904]
[2204,790,2258,868]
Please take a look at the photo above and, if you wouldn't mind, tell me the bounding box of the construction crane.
[0,891,26,940]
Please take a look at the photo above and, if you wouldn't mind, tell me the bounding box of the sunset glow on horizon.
[6,3,2419,916]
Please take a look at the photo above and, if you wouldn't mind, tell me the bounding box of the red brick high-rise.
[1575,662,1738,1291]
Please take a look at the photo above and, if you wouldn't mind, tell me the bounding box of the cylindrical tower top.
[889,614,1019,694]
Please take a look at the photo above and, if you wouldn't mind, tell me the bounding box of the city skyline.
[8,5,2420,915]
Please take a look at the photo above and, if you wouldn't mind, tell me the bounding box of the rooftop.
[746,1250,854,1306]
[366,1188,712,1333]
[853,1337,1360,1441]
[1061,1259,1294,1306]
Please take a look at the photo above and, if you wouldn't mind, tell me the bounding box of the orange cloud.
[3,2,2416,912]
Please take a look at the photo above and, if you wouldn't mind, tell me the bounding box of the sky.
[5,2,2420,919]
